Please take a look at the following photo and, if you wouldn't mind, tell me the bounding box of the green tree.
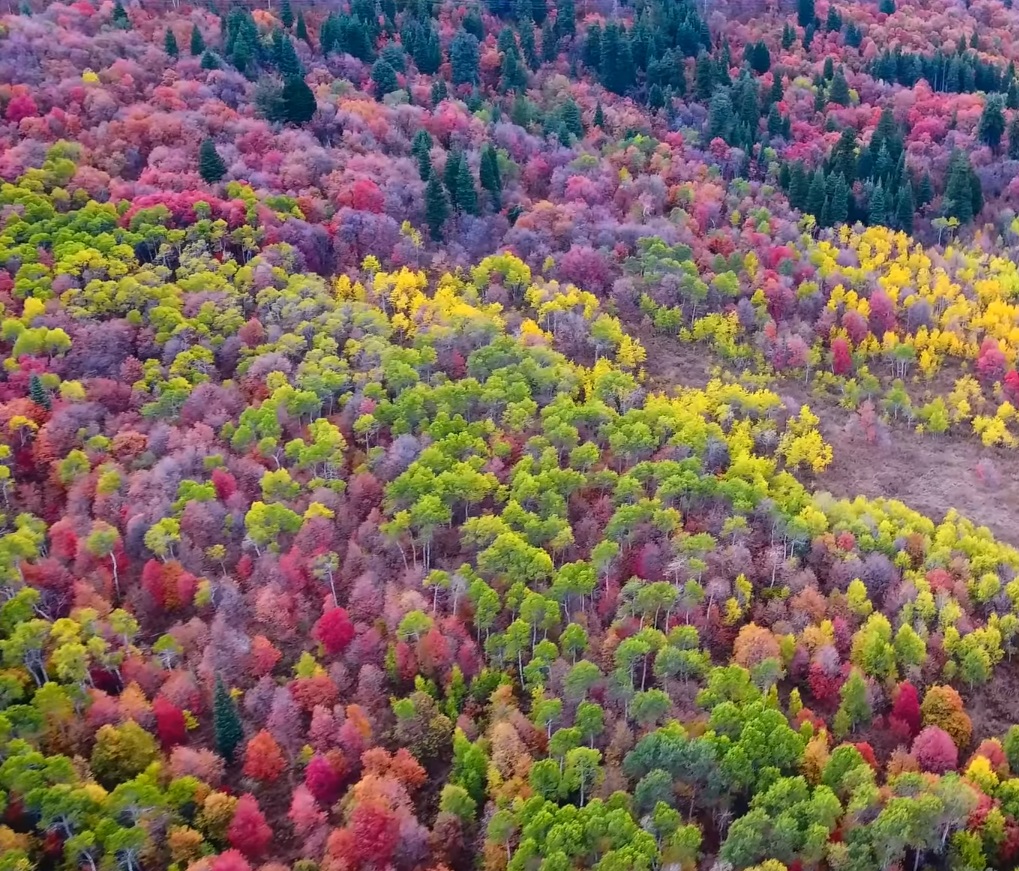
[978,94,1006,152]
[164,28,179,58]
[296,11,309,43]
[198,138,227,184]
[425,174,449,240]
[455,158,478,215]
[281,76,317,125]
[213,677,243,763]
[480,143,503,211]
[371,59,399,99]
[943,150,975,223]
[280,0,294,29]
[451,29,480,86]
[869,182,889,226]
[593,102,605,128]
[806,169,827,217]
[829,67,850,105]
[90,722,159,788]
[190,25,205,55]
[797,0,816,28]
[29,374,50,411]
[1009,115,1019,160]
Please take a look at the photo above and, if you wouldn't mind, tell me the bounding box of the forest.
[2,0,1019,869]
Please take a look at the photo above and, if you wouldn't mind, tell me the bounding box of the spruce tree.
[593,102,605,129]
[112,0,130,29]
[943,151,974,223]
[198,138,227,184]
[480,144,503,211]
[978,94,1006,153]
[829,67,850,106]
[806,169,827,217]
[868,183,888,225]
[781,22,795,50]
[444,152,463,211]
[29,374,50,412]
[895,182,914,233]
[561,99,583,138]
[916,172,934,207]
[275,32,302,79]
[165,28,179,58]
[555,0,575,38]
[829,174,850,225]
[281,77,316,125]
[372,59,399,99]
[769,71,784,104]
[797,0,815,28]
[213,677,243,763]
[412,130,433,180]
[694,52,714,101]
[455,160,478,215]
[789,162,809,209]
[450,29,480,86]
[200,50,219,71]
[190,25,205,56]
[425,174,449,239]
[296,12,309,43]
[1009,116,1019,160]
[280,0,294,30]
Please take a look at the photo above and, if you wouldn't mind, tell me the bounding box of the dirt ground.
[641,334,1019,548]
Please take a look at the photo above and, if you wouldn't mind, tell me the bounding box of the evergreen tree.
[829,67,850,105]
[213,677,243,763]
[593,102,605,129]
[561,99,583,138]
[789,162,810,209]
[845,22,862,48]
[797,0,816,29]
[451,29,480,86]
[274,31,302,79]
[164,28,179,58]
[281,77,317,125]
[868,183,888,225]
[769,71,784,104]
[582,24,602,69]
[190,25,205,56]
[371,59,399,99]
[296,12,309,43]
[455,159,478,215]
[431,79,448,104]
[425,174,449,239]
[200,50,219,70]
[112,0,130,29]
[1008,116,1019,159]
[916,171,934,207]
[781,22,795,50]
[823,56,834,80]
[480,144,503,211]
[879,0,895,12]
[766,104,785,138]
[29,374,50,412]
[280,0,294,30]
[444,152,463,211]
[599,23,634,95]
[501,47,528,92]
[895,182,914,233]
[806,169,827,217]
[825,5,842,31]
[520,24,538,70]
[198,138,227,184]
[706,89,735,143]
[943,151,975,223]
[694,52,714,101]
[555,0,575,38]
[1008,78,1019,110]
[829,174,850,225]
[978,94,1006,152]
[748,41,771,75]
[412,130,433,180]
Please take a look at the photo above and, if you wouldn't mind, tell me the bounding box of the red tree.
[152,695,187,748]
[913,726,959,774]
[242,731,287,783]
[313,607,356,655]
[228,795,273,858]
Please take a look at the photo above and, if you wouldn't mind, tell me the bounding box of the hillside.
[2,2,1019,871]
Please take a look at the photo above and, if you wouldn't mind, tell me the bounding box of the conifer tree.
[29,374,50,412]
[281,77,316,125]
[372,59,399,99]
[280,0,294,30]
[199,138,227,184]
[480,143,503,210]
[943,151,975,223]
[412,130,433,180]
[1008,116,1019,160]
[797,0,815,28]
[895,182,914,233]
[593,102,605,129]
[444,151,463,211]
[869,182,888,225]
[164,28,179,58]
[806,169,826,217]
[425,174,449,239]
[201,50,219,70]
[296,12,309,43]
[455,159,478,215]
[978,94,1006,153]
[191,25,205,56]
[829,67,850,106]
[214,677,243,763]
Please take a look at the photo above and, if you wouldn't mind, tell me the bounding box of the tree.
[281,77,316,125]
[214,677,244,763]
[90,721,160,788]
[29,373,50,411]
[455,159,478,215]
[228,794,273,858]
[978,94,1006,152]
[165,28,179,58]
[480,144,503,211]
[451,29,480,86]
[943,150,975,223]
[199,139,227,184]
[296,12,309,43]
[190,25,205,55]
[913,726,958,773]
[280,0,294,29]
[425,174,449,239]
[243,731,286,783]
[829,67,850,106]
[371,59,399,99]
[797,0,816,28]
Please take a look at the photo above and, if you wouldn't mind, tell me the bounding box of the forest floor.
[640,332,1019,548]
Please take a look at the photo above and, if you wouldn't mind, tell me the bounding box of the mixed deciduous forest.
[2,0,1019,870]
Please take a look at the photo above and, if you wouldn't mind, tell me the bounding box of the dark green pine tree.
[165,28,179,58]
[895,181,914,233]
[501,47,528,92]
[769,71,784,104]
[112,0,130,29]
[371,59,399,99]
[789,162,810,209]
[296,12,309,43]
[829,174,850,225]
[582,24,602,69]
[943,151,974,223]
[561,98,583,138]
[1009,115,1019,160]
[450,29,480,86]
[1008,78,1019,110]
[198,138,227,184]
[879,0,895,12]
[797,0,815,28]
[412,130,433,180]
[275,31,302,79]
[555,0,575,38]
[431,79,448,105]
[599,23,633,95]
[444,152,464,210]
[825,5,842,31]
[694,52,714,101]
[916,171,934,207]
[868,183,888,225]
[29,374,50,412]
[480,144,503,211]
[806,169,827,218]
[822,56,834,80]
[200,50,219,70]
[281,77,317,125]
[455,159,478,215]
[766,103,785,137]
[781,22,795,50]
[778,161,791,190]
[803,24,815,50]
[190,25,205,56]
[593,102,605,129]
[828,67,850,106]
[978,94,1006,153]
[213,677,243,763]
[280,0,294,30]
[425,174,449,239]
[749,41,771,75]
